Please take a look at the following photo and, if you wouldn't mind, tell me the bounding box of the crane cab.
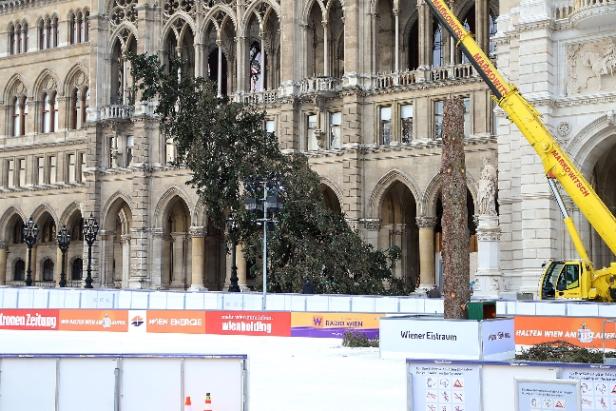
[539,260,583,300]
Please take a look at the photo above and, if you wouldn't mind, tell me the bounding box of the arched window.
[42,220,56,243]
[249,41,262,92]
[9,24,15,55]
[42,259,54,282]
[14,259,25,281]
[38,19,45,50]
[13,221,23,244]
[70,218,84,241]
[72,258,83,281]
[82,10,89,42]
[432,22,443,67]
[15,23,22,54]
[52,16,58,47]
[76,11,83,43]
[69,12,76,44]
[13,97,21,136]
[53,93,59,131]
[71,88,80,130]
[42,93,51,132]
[489,14,497,57]
[82,87,89,126]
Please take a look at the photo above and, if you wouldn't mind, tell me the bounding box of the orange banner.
[146,310,206,334]
[206,311,291,336]
[58,309,128,332]
[515,316,616,349]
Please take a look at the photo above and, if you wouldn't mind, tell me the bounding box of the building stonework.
[0,0,500,290]
[497,0,616,294]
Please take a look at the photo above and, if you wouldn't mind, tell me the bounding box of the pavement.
[0,330,407,411]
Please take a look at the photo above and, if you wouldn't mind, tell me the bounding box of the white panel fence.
[1,286,615,316]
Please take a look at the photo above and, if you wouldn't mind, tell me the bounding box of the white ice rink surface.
[0,330,407,411]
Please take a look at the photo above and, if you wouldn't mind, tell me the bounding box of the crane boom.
[424,0,616,257]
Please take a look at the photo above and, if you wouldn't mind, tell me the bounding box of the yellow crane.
[424,0,616,301]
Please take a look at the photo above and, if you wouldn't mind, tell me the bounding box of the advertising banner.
[516,379,580,411]
[58,309,128,332]
[559,368,616,410]
[515,316,616,349]
[408,363,482,411]
[291,312,382,338]
[0,309,59,330]
[205,311,291,336]
[146,310,206,334]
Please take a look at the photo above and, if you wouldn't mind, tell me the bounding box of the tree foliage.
[128,54,405,295]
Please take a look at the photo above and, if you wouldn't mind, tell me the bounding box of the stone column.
[394,10,400,73]
[322,21,329,76]
[194,42,203,78]
[216,39,223,97]
[0,242,7,285]
[417,0,430,68]
[474,215,503,297]
[190,227,206,290]
[170,232,186,288]
[236,243,247,289]
[475,0,489,53]
[416,216,437,289]
[121,234,130,288]
[55,246,63,286]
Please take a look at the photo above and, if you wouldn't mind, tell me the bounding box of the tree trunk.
[440,97,470,320]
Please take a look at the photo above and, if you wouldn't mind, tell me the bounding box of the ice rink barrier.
[0,353,248,411]
[1,287,616,317]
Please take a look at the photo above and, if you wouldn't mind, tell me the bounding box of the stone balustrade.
[99,104,134,121]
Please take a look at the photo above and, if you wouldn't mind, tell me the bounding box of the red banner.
[0,309,59,330]
[205,311,291,336]
[147,310,206,334]
[58,310,128,332]
[515,316,616,349]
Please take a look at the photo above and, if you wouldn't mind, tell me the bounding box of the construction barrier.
[0,353,248,411]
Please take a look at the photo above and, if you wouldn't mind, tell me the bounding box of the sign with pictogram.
[559,368,616,411]
[516,379,580,411]
[408,362,481,411]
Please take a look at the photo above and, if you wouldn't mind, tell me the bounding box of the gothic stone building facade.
[496,0,616,294]
[0,0,499,290]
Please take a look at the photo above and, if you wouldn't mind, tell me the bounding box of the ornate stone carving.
[415,216,438,229]
[567,37,616,95]
[476,230,501,241]
[557,121,571,138]
[189,226,206,237]
[361,218,380,231]
[478,159,497,216]
[111,0,138,26]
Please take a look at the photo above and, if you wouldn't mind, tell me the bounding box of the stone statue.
[478,159,497,216]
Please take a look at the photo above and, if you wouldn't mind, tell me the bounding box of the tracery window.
[38,16,58,50]
[69,10,89,44]
[9,22,28,55]
[110,0,137,26]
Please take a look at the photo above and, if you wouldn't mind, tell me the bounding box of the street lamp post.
[83,213,99,289]
[226,214,241,292]
[244,176,283,311]
[23,217,39,286]
[56,226,71,287]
